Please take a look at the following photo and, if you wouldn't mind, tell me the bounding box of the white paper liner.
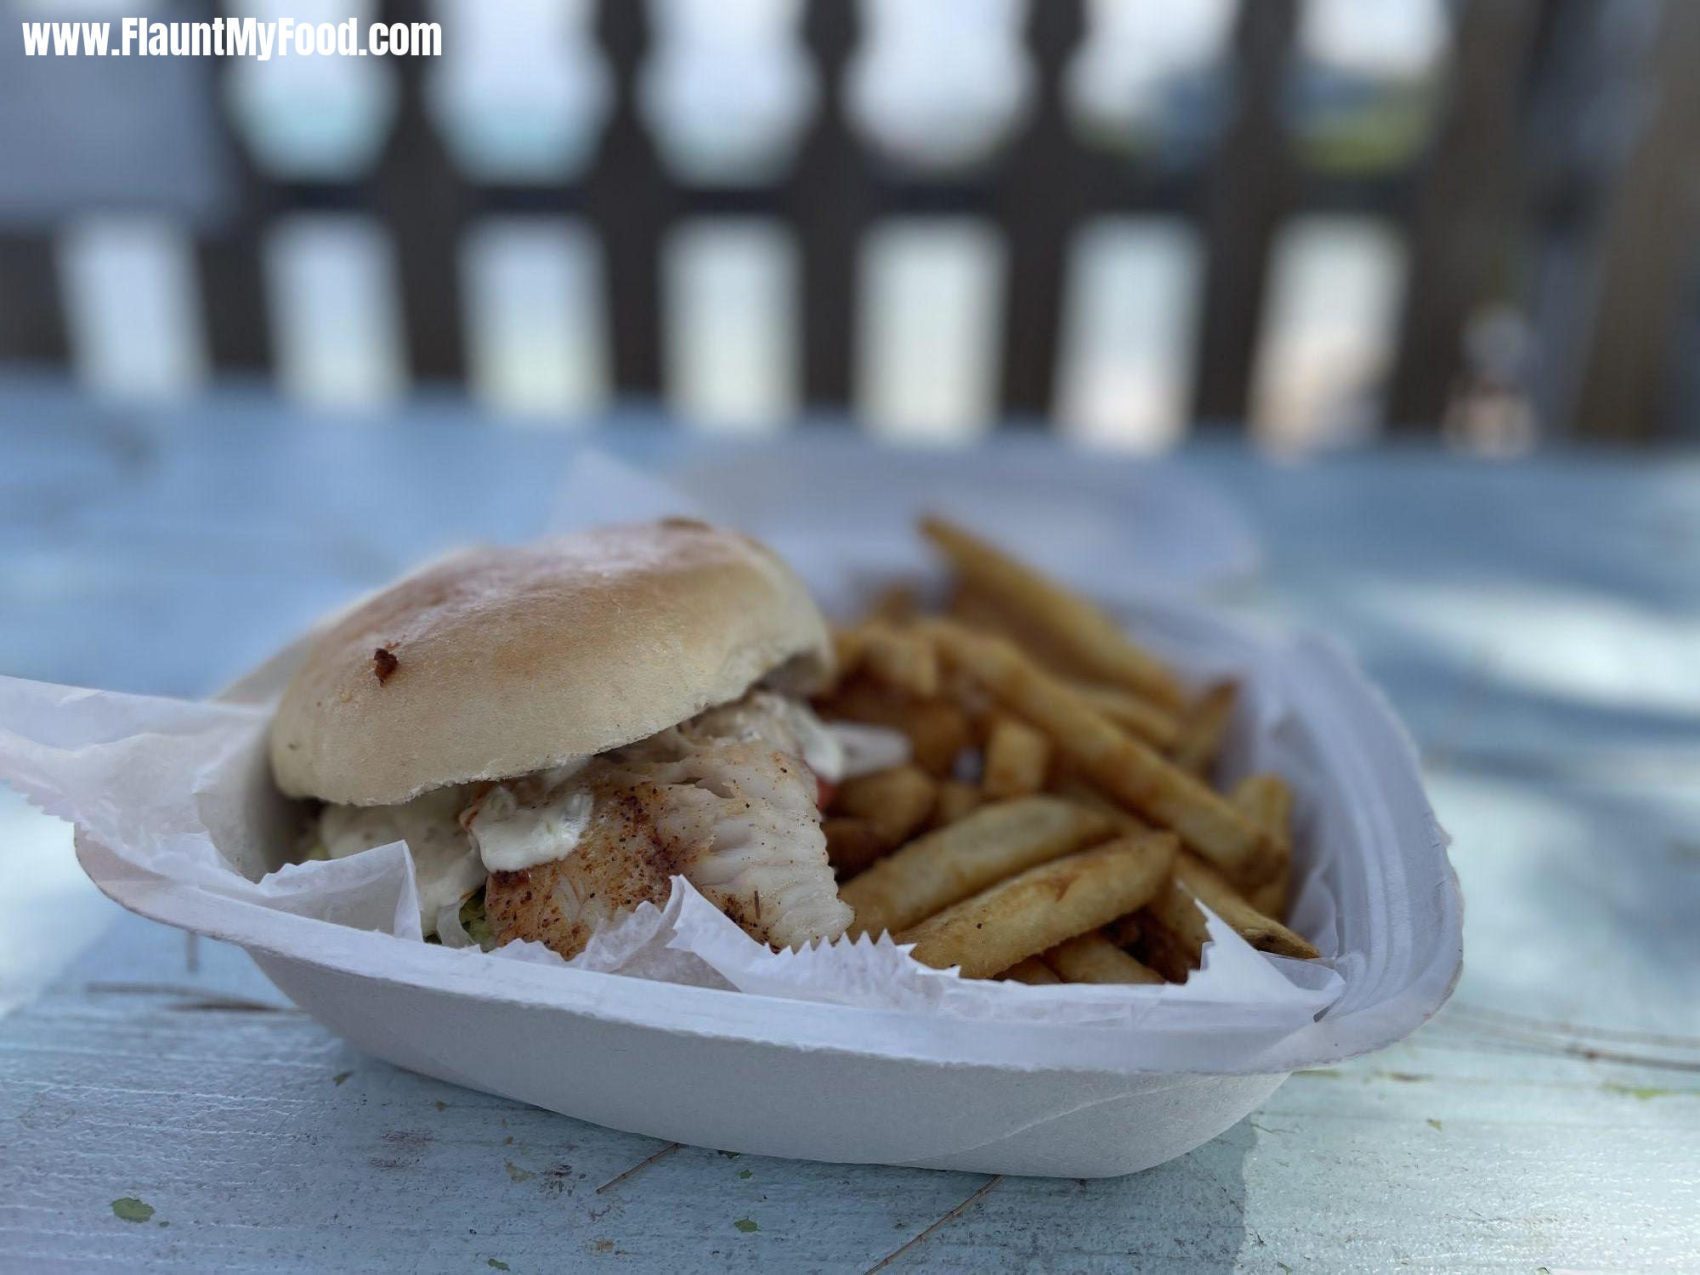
[0,451,1461,1070]
[0,670,1343,1033]
[550,875,1339,1027]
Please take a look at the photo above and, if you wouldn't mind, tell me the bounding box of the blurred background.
[2,0,1699,451]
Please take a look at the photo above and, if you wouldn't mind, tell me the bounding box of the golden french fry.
[1049,774,1154,835]
[831,626,868,683]
[1103,911,1143,949]
[823,816,889,878]
[981,716,1052,800]
[897,833,1178,978]
[931,780,983,827]
[946,586,1087,681]
[951,600,1179,748]
[903,703,974,777]
[815,680,971,777]
[841,796,1113,937]
[833,765,937,848]
[1171,682,1237,779]
[926,621,1275,883]
[1044,933,1164,985]
[1232,773,1292,848]
[1069,682,1180,749]
[866,582,922,624]
[1233,773,1294,917]
[1248,866,1290,921]
[920,517,1186,709]
[945,583,1011,630]
[940,667,999,740]
[859,623,941,699]
[1175,853,1319,960]
[1000,956,1062,985]
[1135,879,1212,982]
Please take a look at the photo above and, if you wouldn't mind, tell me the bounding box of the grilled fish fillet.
[482,694,851,956]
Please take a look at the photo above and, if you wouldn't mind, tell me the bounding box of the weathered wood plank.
[1567,0,1700,442]
[1388,0,1545,432]
[0,921,985,1273]
[3,913,1694,1271]
[794,0,866,411]
[995,0,1086,420]
[584,0,669,399]
[0,235,68,366]
[1194,0,1299,428]
[195,3,274,378]
[371,0,467,387]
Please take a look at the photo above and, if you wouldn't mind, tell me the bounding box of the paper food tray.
[0,447,1458,1177]
[5,588,1459,1179]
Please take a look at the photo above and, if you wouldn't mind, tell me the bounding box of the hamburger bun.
[270,519,832,805]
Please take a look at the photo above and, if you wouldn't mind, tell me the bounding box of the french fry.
[945,583,1013,632]
[866,581,922,624]
[1233,773,1294,918]
[859,623,941,699]
[1175,854,1319,960]
[1231,773,1293,848]
[1069,682,1180,749]
[814,678,971,777]
[831,627,869,685]
[832,765,937,849]
[1171,682,1237,779]
[824,817,889,878]
[820,524,1318,987]
[902,703,974,777]
[931,780,983,827]
[940,667,999,740]
[1135,879,1211,982]
[1000,956,1062,985]
[981,716,1052,800]
[1043,933,1164,985]
[947,585,1088,682]
[920,516,1187,709]
[841,796,1113,937]
[947,604,1180,749]
[1103,912,1143,949]
[1248,866,1290,922]
[897,833,1178,978]
[926,621,1275,884]
[1049,773,1154,835]
[953,587,1178,745]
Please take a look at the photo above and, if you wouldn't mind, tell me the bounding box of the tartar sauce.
[319,786,484,934]
[827,720,913,778]
[736,693,910,782]
[465,778,596,874]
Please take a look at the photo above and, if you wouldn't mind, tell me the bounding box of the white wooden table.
[2,381,1697,1271]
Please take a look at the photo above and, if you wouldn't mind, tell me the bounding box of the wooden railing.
[1,0,1697,445]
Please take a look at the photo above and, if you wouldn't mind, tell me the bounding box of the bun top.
[269,520,832,805]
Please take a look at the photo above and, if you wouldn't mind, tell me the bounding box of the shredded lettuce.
[437,888,494,951]
[460,888,494,950]
[304,831,492,951]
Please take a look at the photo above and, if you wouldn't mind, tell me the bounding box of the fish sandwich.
[270,520,901,957]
